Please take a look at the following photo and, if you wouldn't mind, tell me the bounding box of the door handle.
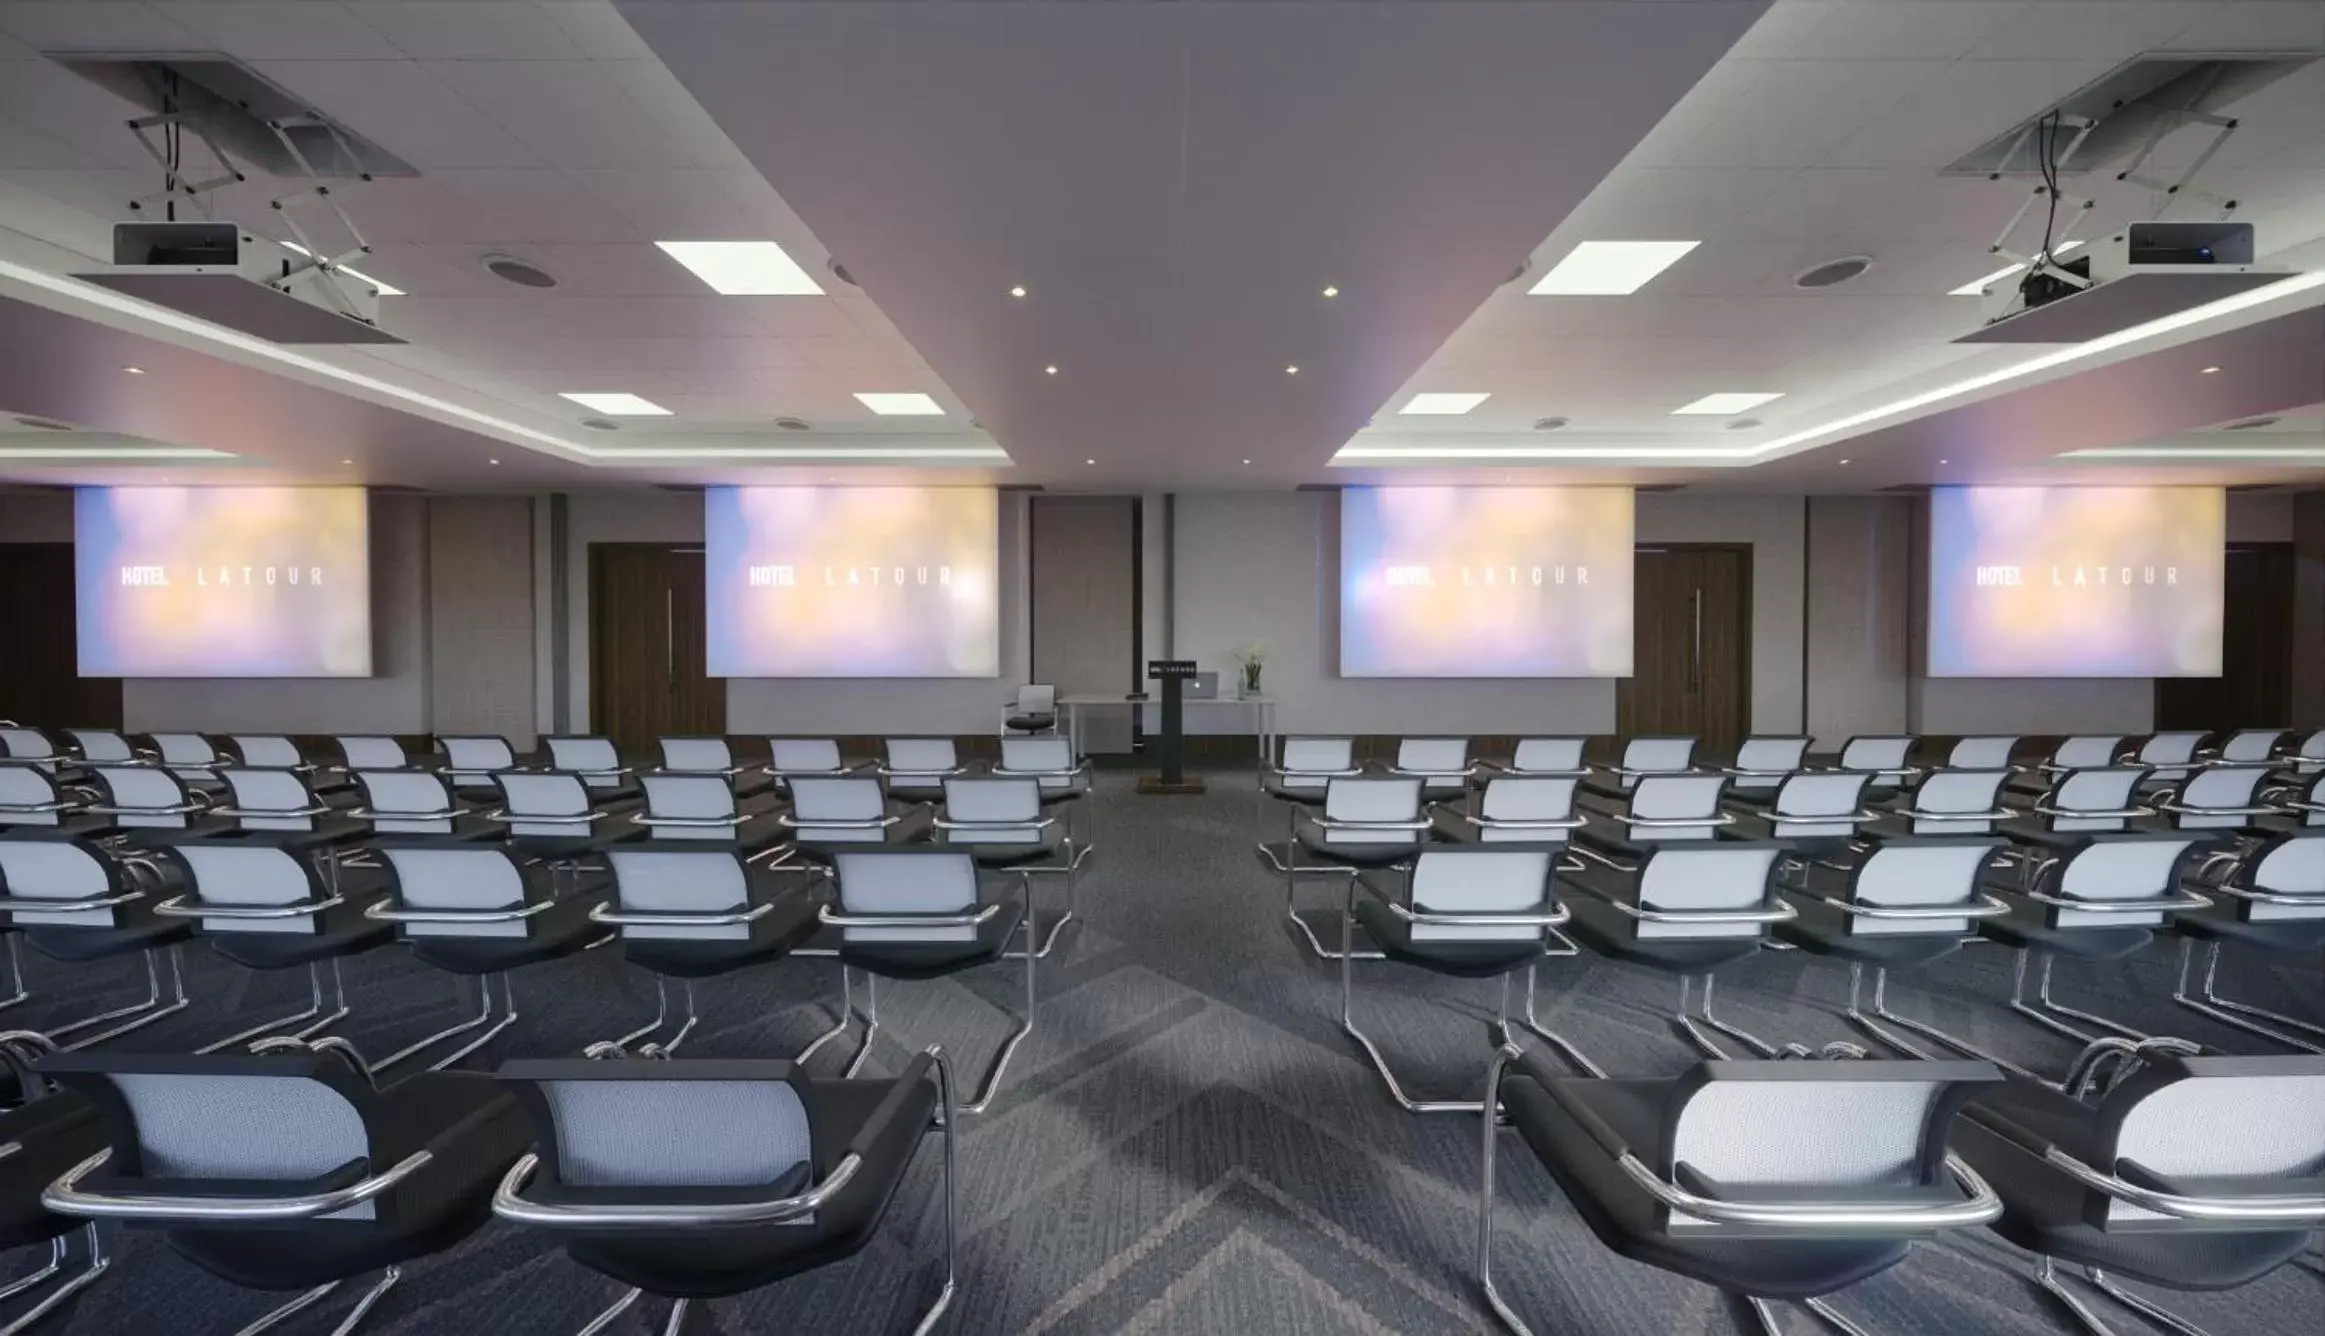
[664,588,674,689]
[1689,586,1702,694]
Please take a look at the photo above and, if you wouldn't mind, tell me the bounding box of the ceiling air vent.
[579,417,620,432]
[52,56,416,178]
[2222,416,2280,430]
[10,416,73,431]
[1945,54,2318,176]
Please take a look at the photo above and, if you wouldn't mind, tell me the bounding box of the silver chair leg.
[0,935,27,1013]
[0,1224,107,1335]
[2172,939,2325,1052]
[1749,1295,1874,1336]
[1841,962,1937,1060]
[1857,966,2045,1083]
[914,1046,960,1336]
[371,972,517,1072]
[235,1265,400,1336]
[197,959,351,1055]
[1336,903,1488,1114]
[54,947,194,1052]
[1517,963,1607,1079]
[1696,976,1781,1058]
[574,1287,643,1336]
[661,1298,690,1336]
[1477,1045,1535,1336]
[1272,807,1383,961]
[960,903,1037,1115]
[843,972,883,1079]
[791,966,856,1065]
[636,982,698,1059]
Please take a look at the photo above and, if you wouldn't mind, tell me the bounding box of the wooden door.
[1617,546,1750,756]
[2156,543,2293,730]
[589,545,722,753]
[1030,495,1138,695]
[0,543,121,729]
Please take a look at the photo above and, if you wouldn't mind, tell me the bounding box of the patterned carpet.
[16,775,2325,1335]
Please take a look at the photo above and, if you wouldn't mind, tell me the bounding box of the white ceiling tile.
[563,167,756,236]
[1823,57,2125,170]
[534,0,654,60]
[0,2,205,50]
[1548,167,1786,242]
[424,59,688,169]
[516,242,704,296]
[1628,58,1940,169]
[428,168,637,242]
[1738,0,2024,60]
[249,60,543,170]
[386,295,580,346]
[344,0,581,59]
[592,57,750,170]
[1961,2,2213,60]
[0,29,35,60]
[0,122,111,172]
[165,2,407,60]
[538,295,766,339]
[2157,1,2325,50]
[789,333,911,374]
[328,175,509,244]
[741,298,862,341]
[0,58,166,171]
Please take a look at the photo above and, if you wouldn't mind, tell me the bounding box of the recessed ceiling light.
[1009,284,1027,298]
[481,253,558,289]
[2223,416,2280,430]
[558,392,672,416]
[122,365,145,375]
[1672,392,1783,416]
[1284,365,1300,376]
[654,241,823,296]
[1242,458,1252,464]
[1322,285,1339,298]
[1794,256,1873,290]
[853,392,945,416]
[1948,240,2085,296]
[1399,392,1490,416]
[1838,458,1851,465]
[340,458,352,464]
[1529,240,1699,296]
[1084,458,1094,465]
[488,458,500,466]
[1045,365,1059,376]
[1937,459,1949,465]
[278,240,403,296]
[1533,416,1570,432]
[2200,365,2221,374]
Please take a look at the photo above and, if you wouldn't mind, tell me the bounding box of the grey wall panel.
[1031,494,1137,696]
[427,495,538,747]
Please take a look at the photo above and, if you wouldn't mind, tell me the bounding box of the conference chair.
[877,738,967,804]
[1479,1049,2003,1336]
[438,735,523,792]
[62,729,135,766]
[0,764,94,836]
[488,770,635,863]
[349,768,483,837]
[1255,736,1362,873]
[1998,768,2154,874]
[41,1045,534,1336]
[2150,763,2278,836]
[656,736,773,798]
[935,776,1084,958]
[2284,728,2325,776]
[83,765,211,834]
[227,734,312,772]
[1731,770,1877,852]
[332,735,409,773]
[765,737,864,791]
[1947,1051,2325,1336]
[590,842,825,1060]
[2167,828,2325,1053]
[1430,776,1591,1043]
[1594,735,1699,792]
[1772,836,2016,1068]
[1572,773,1736,873]
[1825,735,1920,793]
[1485,737,1592,778]
[367,840,613,1070]
[1385,736,1476,801]
[2012,737,2129,800]
[819,848,1033,1114]
[2132,731,2210,787]
[0,835,192,1050]
[491,1048,959,1336]
[1872,767,2015,837]
[0,1032,112,1330]
[1946,735,2020,769]
[210,767,367,846]
[1004,682,1059,735]
[1558,840,1797,1060]
[144,733,227,790]
[0,731,67,775]
[1281,776,1432,961]
[1338,847,1598,1114]
[542,735,633,793]
[993,734,1097,849]
[779,775,933,864]
[634,772,786,860]
[1720,735,1811,796]
[2213,728,2287,766]
[2279,768,2325,827]
[150,836,395,1056]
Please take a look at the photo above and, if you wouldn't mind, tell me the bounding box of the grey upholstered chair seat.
[1349,898,1549,977]
[2168,898,2325,953]
[1773,897,1974,969]
[620,894,823,980]
[828,900,1026,979]
[1974,904,2155,961]
[1560,894,1766,973]
[206,900,394,971]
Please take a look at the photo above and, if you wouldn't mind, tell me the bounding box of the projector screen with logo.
[706,486,999,678]
[1339,486,1633,678]
[75,486,372,678]
[1927,486,2224,678]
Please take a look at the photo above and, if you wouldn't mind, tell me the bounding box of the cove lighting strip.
[2059,446,2325,460]
[0,446,235,460]
[0,256,1007,467]
[1337,270,2325,464]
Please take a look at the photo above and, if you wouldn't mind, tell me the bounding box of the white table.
[1059,694,1277,765]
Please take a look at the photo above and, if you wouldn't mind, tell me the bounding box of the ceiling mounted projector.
[1956,221,2287,344]
[75,221,403,345]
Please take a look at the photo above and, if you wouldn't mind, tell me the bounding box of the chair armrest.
[1429,801,1585,833]
[368,898,561,925]
[818,903,1003,929]
[2031,802,2151,821]
[1621,1152,1997,1230]
[2202,883,2325,908]
[2012,887,2208,915]
[483,809,610,828]
[1803,891,2010,921]
[1508,1050,1628,1161]
[2043,1150,2325,1224]
[152,893,348,920]
[628,812,756,829]
[43,1146,432,1222]
[589,901,775,929]
[0,889,147,913]
[209,804,334,821]
[933,815,1058,834]
[1613,811,1737,831]
[843,1049,941,1162]
[491,1148,859,1230]
[777,812,903,831]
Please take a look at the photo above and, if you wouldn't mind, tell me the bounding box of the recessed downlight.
[579,417,621,432]
[774,417,811,432]
[1532,416,1569,432]
[1284,365,1300,376]
[1794,255,1873,289]
[122,365,146,375]
[1322,284,1339,298]
[482,253,558,289]
[10,415,72,431]
[1726,418,1762,431]
[1044,365,1059,376]
[2200,365,2221,374]
[2223,416,2281,430]
[1008,284,1027,298]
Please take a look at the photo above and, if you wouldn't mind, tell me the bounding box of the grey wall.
[560,488,705,732]
[0,488,71,542]
[427,495,539,748]
[1803,495,1913,747]
[2296,491,2325,729]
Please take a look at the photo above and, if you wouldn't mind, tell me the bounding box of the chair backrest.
[2234,830,2325,923]
[440,736,517,782]
[1394,737,1470,774]
[1659,1062,2000,1230]
[2169,765,2271,829]
[1406,848,1553,942]
[2044,767,2149,832]
[1768,771,1872,839]
[2136,731,2209,782]
[356,769,461,834]
[786,776,891,843]
[1509,737,1587,774]
[168,842,330,935]
[833,848,982,943]
[498,1061,811,1191]
[1946,736,2018,769]
[942,776,1045,844]
[231,735,305,769]
[1729,736,1808,790]
[2296,729,2325,773]
[1632,842,1784,939]
[2045,834,2200,929]
[494,771,598,838]
[336,735,408,770]
[92,765,199,828]
[2091,1055,2325,1227]
[1905,769,2011,835]
[1627,773,1729,841]
[997,736,1077,790]
[2217,729,2285,764]
[216,767,324,831]
[66,729,135,763]
[1318,776,1424,844]
[768,738,847,775]
[0,837,126,928]
[2050,735,2124,770]
[605,846,755,941]
[1476,776,1579,844]
[637,774,741,839]
[376,843,537,938]
[1836,735,1915,777]
[883,738,957,776]
[0,728,61,768]
[2300,770,2325,827]
[147,732,218,768]
[1843,838,2001,937]
[545,736,624,788]
[1016,684,1057,714]
[658,736,734,774]
[1276,737,1357,798]
[1616,736,1696,786]
[44,1054,387,1221]
[0,763,67,827]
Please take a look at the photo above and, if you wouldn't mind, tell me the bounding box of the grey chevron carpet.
[16,775,2325,1336]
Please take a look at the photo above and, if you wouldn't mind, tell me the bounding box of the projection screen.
[1925,486,2224,678]
[1339,486,1633,678]
[706,486,999,678]
[75,486,373,678]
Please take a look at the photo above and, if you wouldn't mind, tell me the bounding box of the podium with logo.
[1135,660,1206,795]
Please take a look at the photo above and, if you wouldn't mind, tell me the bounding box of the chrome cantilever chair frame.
[1558,874,1799,1061]
[0,865,192,1053]
[816,893,1033,1116]
[1281,810,1433,962]
[931,810,1089,959]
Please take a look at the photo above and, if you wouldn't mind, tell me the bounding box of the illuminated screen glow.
[706,486,999,678]
[1927,486,2224,678]
[75,487,372,678]
[1339,487,1634,678]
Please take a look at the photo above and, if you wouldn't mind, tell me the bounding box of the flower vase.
[1241,664,1263,698]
